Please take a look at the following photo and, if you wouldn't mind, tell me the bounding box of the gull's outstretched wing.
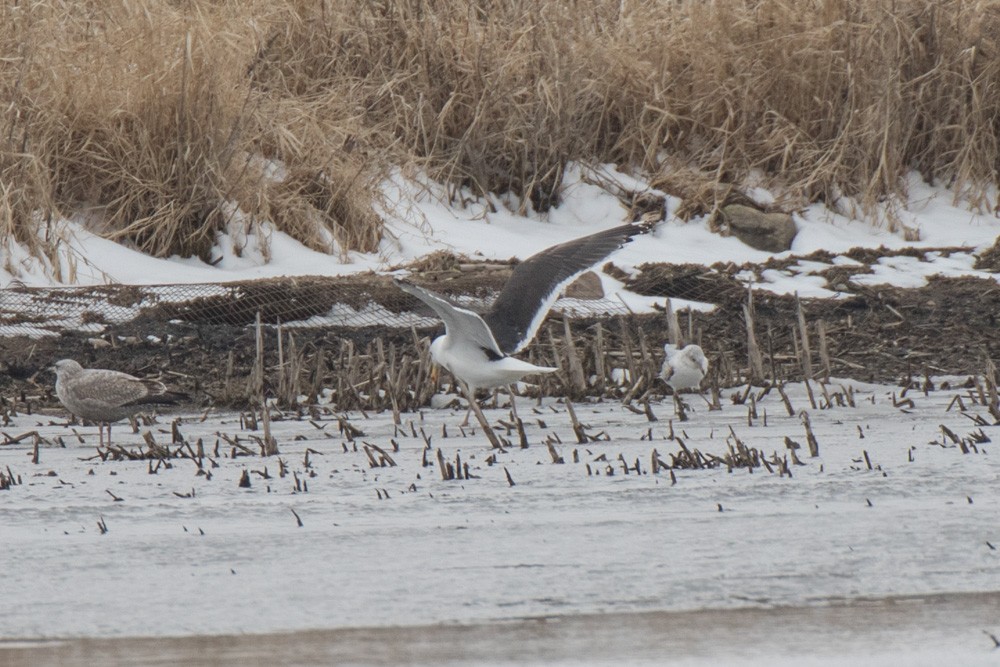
[485,222,650,354]
[395,279,505,359]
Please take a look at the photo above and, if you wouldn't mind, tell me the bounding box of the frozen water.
[1,379,998,665]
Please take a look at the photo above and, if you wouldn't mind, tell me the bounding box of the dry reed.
[2,1,999,271]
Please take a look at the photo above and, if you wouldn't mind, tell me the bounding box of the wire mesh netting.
[0,275,636,339]
[2,260,998,411]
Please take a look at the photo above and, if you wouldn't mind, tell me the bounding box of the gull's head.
[684,345,708,372]
[51,359,84,379]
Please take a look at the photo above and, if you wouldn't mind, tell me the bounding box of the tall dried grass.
[2,0,998,273]
[0,0,386,265]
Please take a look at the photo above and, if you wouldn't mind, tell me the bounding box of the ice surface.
[1,380,998,665]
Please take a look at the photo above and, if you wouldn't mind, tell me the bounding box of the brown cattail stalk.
[796,294,814,381]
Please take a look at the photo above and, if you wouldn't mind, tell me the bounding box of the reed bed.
[179,290,999,421]
[2,0,999,268]
[3,270,998,419]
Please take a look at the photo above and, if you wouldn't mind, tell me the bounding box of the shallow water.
[3,592,998,666]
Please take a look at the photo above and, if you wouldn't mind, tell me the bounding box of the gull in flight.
[396,222,650,431]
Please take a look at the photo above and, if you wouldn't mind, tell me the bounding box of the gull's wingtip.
[610,219,657,251]
[393,277,418,293]
[629,218,659,238]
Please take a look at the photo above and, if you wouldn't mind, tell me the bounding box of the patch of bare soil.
[705,275,1000,382]
[975,236,1000,271]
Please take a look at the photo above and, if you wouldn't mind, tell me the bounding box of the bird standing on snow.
[660,343,708,392]
[660,343,708,420]
[52,359,188,446]
[396,222,650,428]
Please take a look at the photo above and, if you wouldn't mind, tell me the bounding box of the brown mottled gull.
[52,359,187,446]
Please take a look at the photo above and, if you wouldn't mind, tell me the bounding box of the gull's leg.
[506,385,519,420]
[673,392,689,422]
[459,385,477,428]
[98,423,105,448]
[107,423,113,446]
[460,381,502,449]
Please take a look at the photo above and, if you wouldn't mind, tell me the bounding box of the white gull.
[660,344,709,392]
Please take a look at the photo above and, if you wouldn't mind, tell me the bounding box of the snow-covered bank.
[3,167,998,308]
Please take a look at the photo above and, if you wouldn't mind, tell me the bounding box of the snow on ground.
[1,380,998,664]
[2,166,998,306]
[1,166,999,663]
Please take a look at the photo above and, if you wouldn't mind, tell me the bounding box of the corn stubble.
[2,1,998,268]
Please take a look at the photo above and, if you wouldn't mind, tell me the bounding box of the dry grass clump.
[2,0,999,276]
[0,1,385,265]
[3,3,254,261]
[645,0,1000,219]
[256,0,1000,221]
[249,1,613,213]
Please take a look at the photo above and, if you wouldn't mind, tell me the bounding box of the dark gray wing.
[484,223,650,354]
[395,279,505,358]
[124,381,188,406]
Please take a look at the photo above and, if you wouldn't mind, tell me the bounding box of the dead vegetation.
[0,264,998,422]
[2,1,1000,273]
[2,278,997,489]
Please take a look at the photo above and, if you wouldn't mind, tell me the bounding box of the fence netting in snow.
[0,275,641,339]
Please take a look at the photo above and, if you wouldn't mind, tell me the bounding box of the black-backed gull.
[397,222,649,424]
